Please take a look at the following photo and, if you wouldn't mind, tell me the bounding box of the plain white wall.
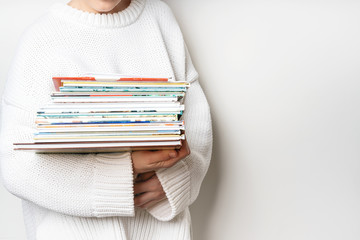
[1,0,360,240]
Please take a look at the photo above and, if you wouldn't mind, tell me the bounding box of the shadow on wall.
[190,109,222,240]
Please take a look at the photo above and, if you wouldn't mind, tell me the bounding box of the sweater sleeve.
[146,44,213,221]
[0,30,135,218]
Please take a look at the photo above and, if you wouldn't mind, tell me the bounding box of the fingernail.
[169,151,177,158]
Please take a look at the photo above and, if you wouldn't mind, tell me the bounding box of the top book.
[52,73,172,91]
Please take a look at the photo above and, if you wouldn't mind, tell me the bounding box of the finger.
[138,197,166,209]
[177,139,191,158]
[154,157,183,169]
[134,176,161,195]
[153,140,191,169]
[146,149,179,164]
[132,150,179,174]
[135,171,155,182]
[134,181,148,195]
[134,191,165,207]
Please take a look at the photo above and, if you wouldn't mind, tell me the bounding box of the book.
[14,74,189,153]
[52,75,170,91]
[14,141,182,153]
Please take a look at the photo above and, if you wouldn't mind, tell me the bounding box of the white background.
[1,0,360,239]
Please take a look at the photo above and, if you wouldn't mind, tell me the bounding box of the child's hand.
[132,141,190,209]
[131,140,190,175]
[134,172,165,209]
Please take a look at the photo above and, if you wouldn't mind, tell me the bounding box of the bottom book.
[13,140,182,153]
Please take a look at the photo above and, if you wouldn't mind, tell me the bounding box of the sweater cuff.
[92,152,134,217]
[147,159,191,221]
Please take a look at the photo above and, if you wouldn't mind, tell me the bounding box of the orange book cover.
[52,76,169,91]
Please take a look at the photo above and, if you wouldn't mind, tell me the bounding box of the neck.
[67,0,131,14]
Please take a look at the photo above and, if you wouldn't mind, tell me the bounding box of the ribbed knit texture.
[0,0,212,239]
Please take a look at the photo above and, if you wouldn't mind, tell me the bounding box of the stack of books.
[14,74,189,153]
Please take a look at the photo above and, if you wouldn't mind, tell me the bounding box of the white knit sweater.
[0,0,212,239]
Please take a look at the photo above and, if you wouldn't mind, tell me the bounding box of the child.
[0,0,212,239]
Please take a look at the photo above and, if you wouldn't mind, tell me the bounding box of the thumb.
[147,149,178,164]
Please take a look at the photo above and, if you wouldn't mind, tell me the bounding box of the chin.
[91,0,121,13]
[93,5,116,12]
